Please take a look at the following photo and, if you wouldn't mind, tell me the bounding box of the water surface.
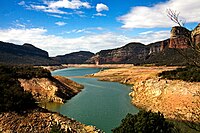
[49,68,138,132]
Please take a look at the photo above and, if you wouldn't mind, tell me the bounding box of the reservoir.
[49,67,138,133]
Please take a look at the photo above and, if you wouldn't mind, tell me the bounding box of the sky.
[0,0,200,56]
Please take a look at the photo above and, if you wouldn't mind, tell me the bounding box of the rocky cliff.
[86,42,149,64]
[192,23,200,45]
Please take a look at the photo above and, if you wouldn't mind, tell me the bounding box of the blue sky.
[0,0,199,56]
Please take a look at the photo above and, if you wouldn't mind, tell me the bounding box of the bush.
[158,66,200,82]
[112,110,177,133]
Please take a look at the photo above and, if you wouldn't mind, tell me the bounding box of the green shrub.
[158,66,200,82]
[112,110,177,133]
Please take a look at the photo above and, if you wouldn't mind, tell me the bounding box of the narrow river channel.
[48,67,138,132]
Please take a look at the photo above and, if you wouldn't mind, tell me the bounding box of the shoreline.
[41,64,134,71]
[87,66,200,123]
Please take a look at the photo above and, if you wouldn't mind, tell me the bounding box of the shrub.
[158,66,200,82]
[112,110,177,133]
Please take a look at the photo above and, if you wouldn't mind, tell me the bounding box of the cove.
[49,67,138,133]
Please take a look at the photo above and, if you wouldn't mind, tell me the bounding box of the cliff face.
[192,23,200,45]
[0,41,59,65]
[19,76,83,103]
[169,26,191,49]
[53,51,94,64]
[86,42,149,64]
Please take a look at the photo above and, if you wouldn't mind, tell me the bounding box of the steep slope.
[0,41,59,65]
[53,51,94,64]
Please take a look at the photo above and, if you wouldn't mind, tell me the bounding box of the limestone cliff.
[19,76,83,103]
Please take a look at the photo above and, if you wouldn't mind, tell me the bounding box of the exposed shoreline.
[42,64,134,71]
[87,66,200,123]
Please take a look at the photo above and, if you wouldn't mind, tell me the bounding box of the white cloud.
[20,0,91,15]
[55,21,67,26]
[133,31,170,44]
[18,1,25,6]
[118,0,200,28]
[47,0,91,9]
[49,14,62,18]
[0,28,170,56]
[94,13,106,17]
[96,3,109,12]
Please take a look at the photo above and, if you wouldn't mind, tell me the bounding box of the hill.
[0,41,59,65]
[53,51,94,64]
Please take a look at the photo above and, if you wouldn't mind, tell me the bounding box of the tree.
[112,110,177,133]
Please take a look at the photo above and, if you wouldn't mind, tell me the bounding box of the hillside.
[53,51,94,64]
[86,42,149,64]
[0,41,59,66]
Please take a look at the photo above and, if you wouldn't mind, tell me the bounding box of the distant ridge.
[53,51,94,64]
[0,41,59,66]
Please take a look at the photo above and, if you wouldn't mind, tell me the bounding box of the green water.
[49,67,138,133]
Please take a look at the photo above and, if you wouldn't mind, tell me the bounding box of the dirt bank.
[19,76,84,103]
[0,108,102,133]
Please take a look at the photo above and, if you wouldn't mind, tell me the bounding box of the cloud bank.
[0,28,169,56]
[118,0,200,28]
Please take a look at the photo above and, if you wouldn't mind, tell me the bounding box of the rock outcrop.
[169,26,191,49]
[19,76,83,103]
[192,23,200,45]
[0,108,102,133]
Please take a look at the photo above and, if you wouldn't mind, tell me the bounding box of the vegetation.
[158,66,200,82]
[112,110,177,133]
[0,65,51,113]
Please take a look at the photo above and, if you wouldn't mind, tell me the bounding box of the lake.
[48,67,138,133]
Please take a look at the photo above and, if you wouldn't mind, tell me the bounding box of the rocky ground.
[88,66,200,123]
[0,108,101,133]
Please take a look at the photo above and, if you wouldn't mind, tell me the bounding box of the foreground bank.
[0,65,101,133]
